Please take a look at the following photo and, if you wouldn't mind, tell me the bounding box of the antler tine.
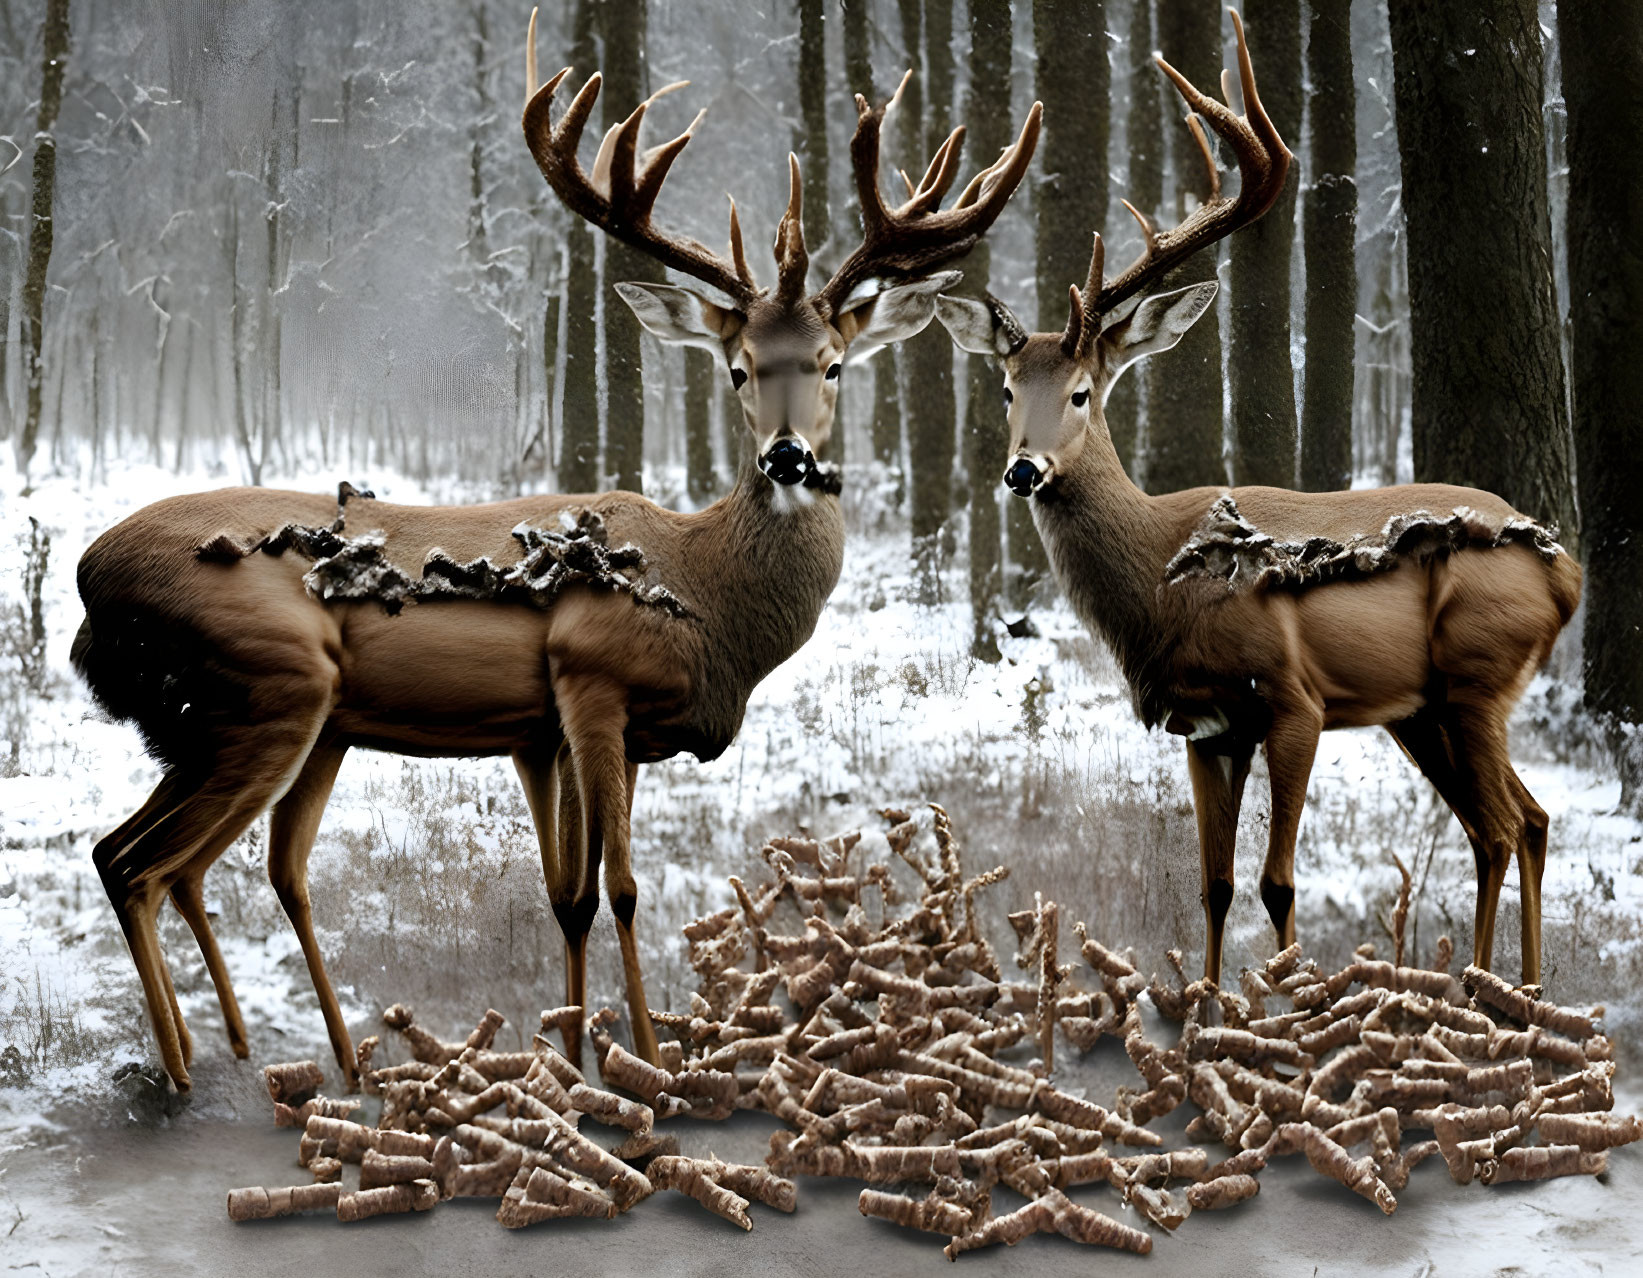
[1061,283,1085,356]
[727,195,755,291]
[525,7,539,102]
[901,126,967,216]
[633,107,707,218]
[816,92,1041,315]
[774,152,810,299]
[1086,7,1291,320]
[1185,114,1221,203]
[521,19,757,305]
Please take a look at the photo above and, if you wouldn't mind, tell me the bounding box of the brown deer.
[934,11,1580,989]
[71,15,1041,1091]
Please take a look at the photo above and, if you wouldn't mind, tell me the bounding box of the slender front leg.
[1444,700,1524,978]
[1513,775,1550,985]
[514,735,592,1064]
[267,743,353,1085]
[1260,702,1324,951]
[556,676,660,1066]
[170,867,249,1060]
[1184,738,1254,985]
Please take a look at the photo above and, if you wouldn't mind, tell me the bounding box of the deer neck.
[677,455,845,750]
[1030,422,1179,706]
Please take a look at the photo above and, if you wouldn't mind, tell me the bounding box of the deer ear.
[934,295,1024,357]
[614,282,743,350]
[834,270,961,361]
[1100,281,1218,374]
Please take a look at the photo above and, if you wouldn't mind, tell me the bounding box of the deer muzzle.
[758,434,816,487]
[1004,454,1051,498]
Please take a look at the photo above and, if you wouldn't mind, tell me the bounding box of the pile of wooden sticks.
[228,805,1639,1258]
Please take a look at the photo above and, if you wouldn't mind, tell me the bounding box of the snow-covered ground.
[2,453,1641,1121]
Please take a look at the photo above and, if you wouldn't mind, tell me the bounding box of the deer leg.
[95,690,334,1089]
[94,771,213,1086]
[1386,711,1485,846]
[558,677,660,1066]
[1443,701,1523,977]
[609,758,658,1062]
[267,741,353,1084]
[1260,704,1323,951]
[1512,773,1550,985]
[513,735,589,1063]
[169,865,248,1060]
[1184,737,1253,986]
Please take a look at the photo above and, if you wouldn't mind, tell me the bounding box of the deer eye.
[1071,389,1090,409]
[730,368,748,391]
[825,363,841,381]
[1002,386,1014,407]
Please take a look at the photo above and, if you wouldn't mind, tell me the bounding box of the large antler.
[521,9,758,306]
[814,74,1042,317]
[1064,8,1290,355]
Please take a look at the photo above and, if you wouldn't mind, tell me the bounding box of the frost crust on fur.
[195,484,688,618]
[1164,496,1565,593]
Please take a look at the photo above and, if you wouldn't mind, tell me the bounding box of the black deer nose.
[759,436,815,486]
[1004,457,1043,498]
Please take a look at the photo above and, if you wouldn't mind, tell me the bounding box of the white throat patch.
[770,482,818,515]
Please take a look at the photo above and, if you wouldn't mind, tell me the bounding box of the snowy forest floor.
[3,457,1642,1275]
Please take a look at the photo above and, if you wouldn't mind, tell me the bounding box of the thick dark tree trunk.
[796,0,834,467]
[601,0,657,494]
[796,0,830,248]
[1105,0,1161,478]
[1033,0,1107,333]
[1560,0,1643,809]
[905,0,958,545]
[16,0,70,483]
[1387,0,1574,534]
[1298,0,1356,492]
[1145,0,1226,494]
[1014,0,1108,595]
[964,0,1013,660]
[847,0,900,479]
[684,347,716,503]
[1227,0,1300,488]
[843,0,898,486]
[561,223,600,490]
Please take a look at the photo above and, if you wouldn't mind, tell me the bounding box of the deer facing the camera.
[936,10,1580,988]
[71,15,1041,1092]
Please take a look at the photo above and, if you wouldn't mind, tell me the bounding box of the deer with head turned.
[935,10,1580,989]
[72,13,1041,1091]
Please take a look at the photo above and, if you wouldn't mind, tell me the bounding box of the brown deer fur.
[74,463,843,1091]
[939,314,1581,991]
[72,25,1042,1091]
[935,11,1579,991]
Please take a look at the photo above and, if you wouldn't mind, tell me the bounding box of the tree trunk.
[1105,0,1161,478]
[601,0,657,494]
[965,0,1013,660]
[684,347,716,503]
[1033,0,1107,333]
[796,0,830,249]
[1560,0,1643,808]
[560,0,601,492]
[1298,0,1356,492]
[1387,0,1574,534]
[1227,0,1300,488]
[904,0,958,545]
[796,0,834,468]
[15,0,70,483]
[1014,0,1109,595]
[1145,0,1226,494]
[844,0,903,489]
